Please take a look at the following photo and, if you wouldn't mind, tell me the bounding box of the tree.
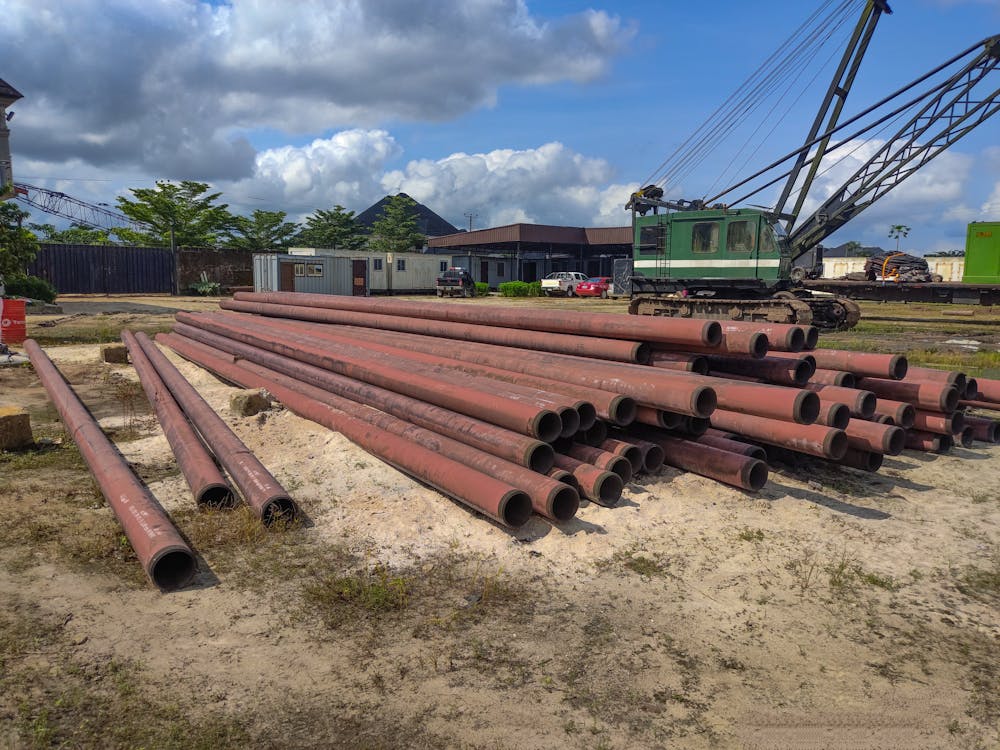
[368,194,425,254]
[30,222,113,245]
[113,180,234,247]
[222,210,300,251]
[0,202,40,281]
[844,240,862,256]
[296,205,366,250]
[888,224,911,252]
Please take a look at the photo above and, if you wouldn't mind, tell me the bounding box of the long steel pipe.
[603,434,666,473]
[904,429,952,453]
[562,443,634,484]
[709,408,847,459]
[855,376,960,413]
[721,321,812,352]
[234,291,723,346]
[905,366,966,393]
[122,330,235,507]
[802,383,876,418]
[809,350,908,380]
[963,415,999,443]
[844,420,905,455]
[974,376,1000,403]
[552,454,623,506]
[912,409,965,435]
[24,339,196,590]
[645,434,768,491]
[809,369,857,387]
[706,355,813,387]
[815,400,851,429]
[159,334,537,527]
[654,329,768,358]
[690,432,768,461]
[221,298,650,364]
[134,333,297,524]
[836,447,883,472]
[648,351,710,374]
[173,315,563,441]
[701,378,819,424]
[873,398,916,428]
[163,327,554,472]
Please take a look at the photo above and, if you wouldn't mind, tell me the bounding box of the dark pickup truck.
[436,267,475,297]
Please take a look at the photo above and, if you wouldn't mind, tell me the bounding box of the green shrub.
[189,271,221,296]
[4,274,58,303]
[475,281,489,297]
[499,281,530,297]
[527,280,542,297]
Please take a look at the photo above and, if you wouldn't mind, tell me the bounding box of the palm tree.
[888,224,910,252]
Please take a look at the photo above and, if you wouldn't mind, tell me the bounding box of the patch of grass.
[785,548,819,594]
[301,565,408,628]
[737,527,765,542]
[955,561,1000,603]
[825,549,860,597]
[859,571,900,591]
[623,553,667,577]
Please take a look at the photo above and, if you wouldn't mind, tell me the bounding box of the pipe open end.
[609,396,637,426]
[791,360,812,386]
[643,445,666,473]
[897,404,916,428]
[941,387,960,413]
[936,434,954,453]
[965,378,979,400]
[593,471,624,507]
[950,411,966,435]
[499,490,533,528]
[855,392,877,419]
[785,328,806,353]
[989,424,1000,444]
[690,355,710,376]
[745,444,768,462]
[549,486,580,522]
[261,496,298,526]
[576,402,598,432]
[685,417,710,437]
[634,342,652,365]
[749,332,769,358]
[691,386,717,418]
[703,321,723,347]
[952,373,968,393]
[741,459,768,491]
[532,410,563,444]
[658,410,684,429]
[826,403,850,430]
[527,442,555,473]
[838,372,857,388]
[584,421,608,447]
[557,407,581,438]
[621,446,644,474]
[149,547,197,591]
[803,326,819,350]
[874,414,894,425]
[824,430,848,461]
[960,427,975,448]
[607,455,633,484]
[889,354,908,380]
[550,468,579,490]
[794,390,821,424]
[884,426,906,456]
[197,484,238,508]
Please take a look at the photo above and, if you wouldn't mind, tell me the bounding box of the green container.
[963,221,1000,284]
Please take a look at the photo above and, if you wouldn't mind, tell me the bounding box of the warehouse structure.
[256,249,456,295]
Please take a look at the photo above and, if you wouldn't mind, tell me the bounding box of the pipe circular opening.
[838,372,857,388]
[795,390,821,424]
[643,445,666,473]
[533,411,563,444]
[150,548,197,591]
[856,392,877,419]
[528,443,555,474]
[889,354,908,380]
[262,496,298,526]
[749,332,769,358]
[551,468,579,491]
[864,451,884,471]
[884,426,906,456]
[607,455,633,484]
[786,328,806,352]
[824,430,848,460]
[803,326,819,350]
[198,484,237,508]
[960,427,975,448]
[691,355,710,376]
[936,434,954,453]
[827,403,850,430]
[874,414,894,425]
[610,396,638,426]
[950,411,966,435]
[594,472,624,507]
[634,342,652,365]
[792,360,812,385]
[941,387,960,413]
[897,404,916,428]
[621,446,644,474]
[691,387,717,418]
[965,379,979,400]
[952,373,967,393]
[685,417,710,436]
[745,445,768,462]
[703,321,723,347]
[576,403,598,432]
[658,410,684,429]
[500,490,533,528]
[585,421,608,446]
[742,459,769,491]
[557,407,581,438]
[990,424,1000,444]
[550,486,580,522]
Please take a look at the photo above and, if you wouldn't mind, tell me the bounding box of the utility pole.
[464,210,478,232]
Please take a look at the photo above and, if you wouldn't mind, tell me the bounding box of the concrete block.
[101,344,129,364]
[0,406,33,450]
[230,389,271,417]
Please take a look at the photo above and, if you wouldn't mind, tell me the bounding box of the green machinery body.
[963,221,1000,284]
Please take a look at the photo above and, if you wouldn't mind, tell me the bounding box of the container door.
[279,262,295,291]
[352,260,367,296]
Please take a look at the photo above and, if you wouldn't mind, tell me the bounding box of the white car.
[540,271,589,297]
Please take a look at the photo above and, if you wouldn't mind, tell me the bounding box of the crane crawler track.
[628,295,860,330]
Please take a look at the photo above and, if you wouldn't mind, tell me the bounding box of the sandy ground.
[1,327,999,747]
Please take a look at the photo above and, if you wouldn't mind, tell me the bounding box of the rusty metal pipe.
[121,330,235,507]
[562,443,633,484]
[575,420,608,447]
[912,409,965,435]
[873,398,916,428]
[802,383,876,418]
[134,333,297,524]
[904,429,947,452]
[646,434,768,491]
[836,447,883,472]
[636,407,681,429]
[654,329,768,358]
[960,399,1000,412]
[810,350,908,380]
[721,321,808,352]
[709,408,847,459]
[844,420,905,455]
[605,433,666,473]
[855,377,959,413]
[815,400,850,429]
[159,334,536,526]
[173,316,563,442]
[547,467,578,491]
[690,432,767,461]
[973,376,1000,403]
[905,366,966,394]
[702,378,819,424]
[872,414,894,425]
[597,439,645,474]
[965,378,979,400]
[221,298,651,364]
[235,291,723,346]
[24,339,196,590]
[959,427,975,448]
[706,355,813,387]
[648,351,710,375]
[164,328,554,472]
[809,369,856,388]
[963,415,1000,443]
[552,454,623,506]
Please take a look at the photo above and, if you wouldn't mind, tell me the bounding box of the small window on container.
[691,222,720,254]
[373,258,383,271]
[726,220,755,253]
[307,263,324,277]
[294,263,305,277]
[397,258,407,271]
[440,260,448,272]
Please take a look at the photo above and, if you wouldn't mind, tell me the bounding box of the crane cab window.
[726,220,755,253]
[638,225,661,256]
[760,227,779,254]
[691,222,720,254]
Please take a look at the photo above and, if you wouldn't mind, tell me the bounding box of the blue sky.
[4,0,999,252]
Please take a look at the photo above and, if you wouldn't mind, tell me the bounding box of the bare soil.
[0,296,998,749]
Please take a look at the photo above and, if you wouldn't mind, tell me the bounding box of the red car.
[574,277,613,298]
